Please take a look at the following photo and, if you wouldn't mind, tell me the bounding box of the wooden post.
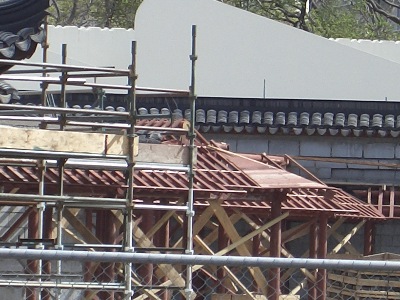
[252,232,261,292]
[308,222,318,300]
[26,208,39,300]
[139,208,154,286]
[160,211,170,300]
[316,214,328,300]
[41,207,53,300]
[267,191,284,300]
[217,220,228,293]
[84,209,93,299]
[99,210,117,300]
[363,221,375,256]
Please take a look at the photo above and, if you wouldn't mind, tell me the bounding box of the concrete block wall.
[207,133,400,185]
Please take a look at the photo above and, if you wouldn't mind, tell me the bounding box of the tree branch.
[367,0,400,25]
[380,0,400,10]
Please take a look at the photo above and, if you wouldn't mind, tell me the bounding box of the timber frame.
[0,24,386,300]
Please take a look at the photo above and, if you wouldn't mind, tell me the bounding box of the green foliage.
[221,0,400,40]
[48,0,142,28]
[48,0,400,40]
[309,0,400,40]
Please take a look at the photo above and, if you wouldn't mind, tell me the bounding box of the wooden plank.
[390,186,395,218]
[330,220,365,255]
[173,214,256,299]
[284,155,326,185]
[286,218,347,296]
[0,126,193,164]
[203,214,242,246]
[137,143,195,165]
[63,208,102,244]
[237,211,315,282]
[110,211,192,298]
[137,210,175,243]
[331,232,360,256]
[378,186,384,213]
[215,212,289,256]
[281,221,313,244]
[0,126,133,156]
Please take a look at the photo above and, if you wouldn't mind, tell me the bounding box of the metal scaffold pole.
[185,24,197,300]
[124,40,137,300]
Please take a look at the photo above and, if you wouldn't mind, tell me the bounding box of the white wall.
[134,0,400,101]
[9,26,135,93]
[9,0,400,101]
[333,38,400,64]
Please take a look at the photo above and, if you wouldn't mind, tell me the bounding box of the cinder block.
[314,168,332,179]
[300,141,331,157]
[315,161,347,168]
[364,170,396,184]
[237,138,268,153]
[347,163,377,170]
[269,139,299,156]
[395,144,400,158]
[332,142,363,158]
[364,143,394,159]
[331,169,365,182]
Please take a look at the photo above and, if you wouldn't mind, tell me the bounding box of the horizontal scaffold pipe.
[0,103,130,117]
[0,193,126,205]
[0,59,130,75]
[1,249,400,271]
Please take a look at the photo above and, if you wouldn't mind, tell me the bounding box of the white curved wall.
[135,0,400,101]
[9,0,400,101]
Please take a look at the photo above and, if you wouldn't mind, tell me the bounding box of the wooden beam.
[137,143,195,165]
[378,186,384,213]
[0,126,194,164]
[1,207,34,241]
[390,186,395,218]
[203,214,242,246]
[215,212,289,257]
[308,222,317,300]
[287,218,348,296]
[316,214,328,300]
[180,217,256,299]
[330,220,366,255]
[140,210,175,241]
[63,208,101,244]
[364,221,375,256]
[268,192,283,300]
[209,200,269,294]
[239,212,316,283]
[284,155,326,186]
[0,126,134,156]
[281,220,313,244]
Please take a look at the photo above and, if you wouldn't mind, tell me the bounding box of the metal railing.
[0,249,399,300]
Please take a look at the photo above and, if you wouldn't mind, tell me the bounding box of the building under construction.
[0,1,395,300]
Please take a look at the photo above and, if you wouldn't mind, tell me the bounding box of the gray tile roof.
[65,105,400,138]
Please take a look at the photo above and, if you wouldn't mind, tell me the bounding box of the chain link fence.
[0,249,399,299]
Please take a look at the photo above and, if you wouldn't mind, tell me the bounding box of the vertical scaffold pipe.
[60,44,67,130]
[55,44,68,300]
[124,40,137,300]
[185,24,197,300]
[55,158,65,300]
[37,160,45,300]
[40,17,49,128]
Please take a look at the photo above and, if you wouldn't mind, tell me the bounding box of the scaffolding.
[0,22,198,299]
[0,22,390,300]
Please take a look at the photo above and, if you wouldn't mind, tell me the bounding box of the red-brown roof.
[0,118,384,220]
